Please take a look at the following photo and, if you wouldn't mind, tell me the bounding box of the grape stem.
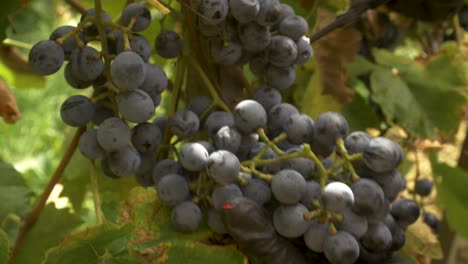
[189,57,232,113]
[8,127,85,264]
[89,160,105,224]
[2,38,33,50]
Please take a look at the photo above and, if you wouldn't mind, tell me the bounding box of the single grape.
[266,65,296,90]
[139,63,167,103]
[414,178,433,197]
[300,180,321,210]
[204,111,235,138]
[157,174,190,206]
[200,0,229,24]
[345,131,371,154]
[279,15,308,41]
[170,110,200,139]
[208,150,241,184]
[255,0,282,27]
[423,211,440,233]
[116,34,152,62]
[96,117,131,152]
[239,22,271,53]
[108,146,141,177]
[29,40,64,75]
[283,113,315,145]
[179,143,209,171]
[131,122,162,153]
[323,231,360,264]
[121,3,151,31]
[314,112,349,147]
[229,0,260,23]
[111,51,146,91]
[271,169,306,204]
[171,201,202,232]
[390,198,420,228]
[382,214,405,250]
[278,3,295,21]
[295,37,313,65]
[351,179,386,218]
[49,26,83,59]
[360,222,393,252]
[211,184,243,210]
[373,170,406,202]
[251,85,281,112]
[267,35,298,67]
[188,96,212,117]
[267,103,299,136]
[64,63,93,89]
[152,159,184,185]
[234,99,267,134]
[69,46,104,81]
[363,137,403,173]
[273,203,310,238]
[304,219,329,252]
[78,129,104,160]
[118,89,155,123]
[242,178,271,205]
[60,95,94,127]
[335,207,368,239]
[213,126,242,153]
[155,30,183,58]
[322,181,354,213]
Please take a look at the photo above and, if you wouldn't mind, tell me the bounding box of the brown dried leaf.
[0,78,21,124]
[312,7,361,103]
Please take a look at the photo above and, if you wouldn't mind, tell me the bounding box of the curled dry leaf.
[0,78,21,124]
[312,7,361,103]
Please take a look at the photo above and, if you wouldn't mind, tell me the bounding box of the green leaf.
[372,49,423,78]
[346,55,377,77]
[0,159,32,222]
[60,149,90,213]
[370,68,464,138]
[45,187,246,264]
[431,155,468,238]
[0,229,9,264]
[0,1,22,41]
[42,224,134,264]
[164,244,245,264]
[15,204,83,264]
[341,94,380,131]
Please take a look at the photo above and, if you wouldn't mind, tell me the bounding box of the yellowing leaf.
[302,69,342,120]
[405,218,443,260]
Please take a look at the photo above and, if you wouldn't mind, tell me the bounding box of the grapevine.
[6,0,458,264]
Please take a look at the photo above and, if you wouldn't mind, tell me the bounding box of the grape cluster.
[197,0,313,90]
[28,2,418,264]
